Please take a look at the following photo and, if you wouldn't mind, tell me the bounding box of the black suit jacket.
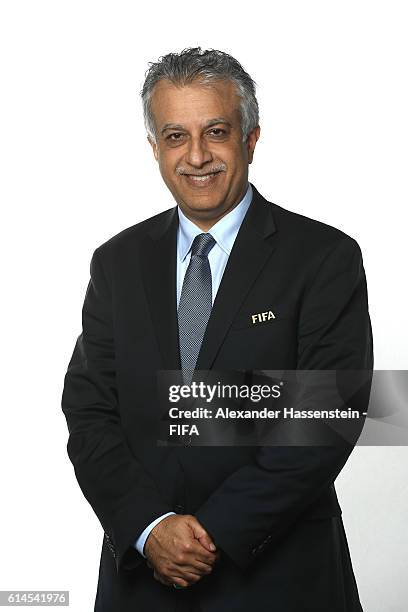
[62,183,373,611]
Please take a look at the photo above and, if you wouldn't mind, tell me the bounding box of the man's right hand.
[144,514,220,588]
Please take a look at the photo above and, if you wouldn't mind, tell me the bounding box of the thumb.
[187,516,216,552]
[198,533,217,552]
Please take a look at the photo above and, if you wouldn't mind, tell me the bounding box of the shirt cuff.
[134,512,176,558]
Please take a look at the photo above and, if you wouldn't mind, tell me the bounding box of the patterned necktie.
[178,232,216,383]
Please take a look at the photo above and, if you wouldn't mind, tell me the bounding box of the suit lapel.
[195,184,277,371]
[139,207,181,371]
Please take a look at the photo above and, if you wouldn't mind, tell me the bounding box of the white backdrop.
[1,1,407,610]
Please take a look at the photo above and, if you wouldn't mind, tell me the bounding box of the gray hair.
[140,47,259,143]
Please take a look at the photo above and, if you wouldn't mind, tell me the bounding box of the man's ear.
[247,125,261,164]
[147,135,159,161]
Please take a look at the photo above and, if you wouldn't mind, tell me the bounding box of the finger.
[197,533,217,553]
[153,559,208,584]
[171,577,190,588]
[163,557,212,580]
[153,570,173,587]
[187,517,217,552]
[213,550,221,563]
[190,560,214,575]
[171,562,213,578]
[193,550,218,566]
[170,571,202,586]
[180,540,218,565]
[163,560,206,584]
[174,560,214,576]
[173,551,217,569]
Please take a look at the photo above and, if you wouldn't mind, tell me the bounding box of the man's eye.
[208,129,226,137]
[167,133,184,141]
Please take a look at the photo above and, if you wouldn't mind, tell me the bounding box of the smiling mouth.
[183,171,222,184]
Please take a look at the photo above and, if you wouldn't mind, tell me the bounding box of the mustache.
[176,163,227,176]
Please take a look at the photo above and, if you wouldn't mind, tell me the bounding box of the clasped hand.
[144,514,220,588]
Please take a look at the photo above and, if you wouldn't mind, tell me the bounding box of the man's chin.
[183,203,222,220]
[175,185,223,206]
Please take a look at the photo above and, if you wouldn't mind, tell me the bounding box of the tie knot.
[191,233,216,258]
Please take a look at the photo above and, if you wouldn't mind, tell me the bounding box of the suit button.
[175,505,184,513]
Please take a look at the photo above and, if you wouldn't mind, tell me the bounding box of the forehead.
[149,78,241,127]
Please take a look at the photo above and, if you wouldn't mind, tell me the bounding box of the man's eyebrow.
[161,123,184,135]
[204,118,232,129]
[160,117,232,135]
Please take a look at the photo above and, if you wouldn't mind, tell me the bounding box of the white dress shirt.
[134,182,253,557]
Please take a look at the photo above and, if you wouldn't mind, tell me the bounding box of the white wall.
[0,1,407,610]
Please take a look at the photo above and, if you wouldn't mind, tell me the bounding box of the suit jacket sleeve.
[61,247,172,574]
[195,235,373,570]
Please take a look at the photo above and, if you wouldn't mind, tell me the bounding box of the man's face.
[148,78,260,229]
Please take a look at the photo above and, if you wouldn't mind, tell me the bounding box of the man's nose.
[185,137,213,167]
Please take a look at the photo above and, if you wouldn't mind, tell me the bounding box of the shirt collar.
[177,182,253,262]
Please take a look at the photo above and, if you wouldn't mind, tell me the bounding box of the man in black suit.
[62,47,373,611]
